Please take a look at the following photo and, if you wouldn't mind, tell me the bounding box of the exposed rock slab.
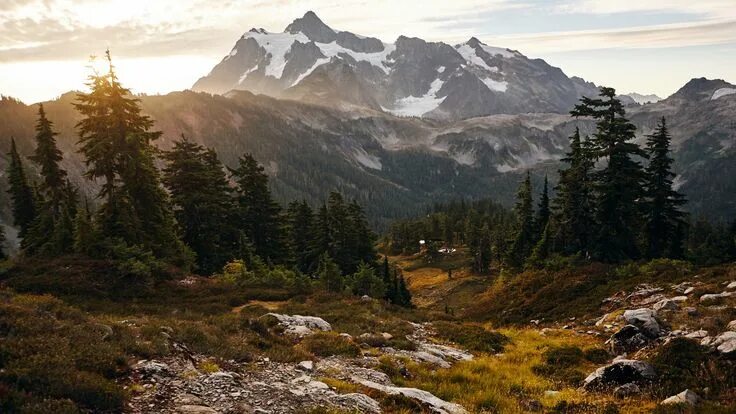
[583,359,656,390]
[352,376,467,414]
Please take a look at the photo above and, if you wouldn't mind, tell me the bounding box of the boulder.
[607,325,649,354]
[262,313,332,336]
[352,376,467,414]
[727,320,736,332]
[726,281,736,290]
[583,359,656,390]
[623,309,663,338]
[335,393,381,414]
[710,331,736,356]
[613,383,641,399]
[685,330,708,339]
[699,291,735,303]
[133,360,171,377]
[653,299,678,312]
[661,389,700,406]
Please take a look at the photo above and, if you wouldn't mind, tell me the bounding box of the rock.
[263,313,332,336]
[234,402,255,414]
[381,332,393,340]
[177,405,219,414]
[684,307,698,316]
[699,291,735,303]
[726,281,736,290]
[623,309,662,338]
[711,331,736,356]
[360,295,372,302]
[684,287,695,295]
[661,389,700,406]
[653,299,678,312]
[177,394,204,405]
[670,296,688,303]
[133,360,171,377]
[626,285,664,304]
[91,323,114,341]
[583,359,656,390]
[607,325,649,354]
[412,350,451,368]
[296,360,314,372]
[685,330,708,339]
[613,383,641,399]
[352,376,467,414]
[727,320,736,332]
[335,393,381,414]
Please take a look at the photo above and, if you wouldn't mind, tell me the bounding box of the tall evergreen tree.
[74,51,186,261]
[508,171,535,267]
[553,127,595,256]
[643,118,687,258]
[535,175,550,239]
[0,225,6,260]
[285,200,316,273]
[231,153,284,263]
[571,87,647,262]
[163,137,236,273]
[29,104,67,211]
[6,138,36,238]
[317,252,343,292]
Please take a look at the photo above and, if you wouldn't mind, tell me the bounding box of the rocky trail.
[127,313,471,414]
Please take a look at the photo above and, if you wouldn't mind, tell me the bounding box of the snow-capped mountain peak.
[192,12,599,120]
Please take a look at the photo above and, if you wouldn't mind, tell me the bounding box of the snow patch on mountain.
[291,57,331,86]
[480,44,516,59]
[314,41,396,73]
[238,64,259,84]
[455,44,497,73]
[384,78,445,117]
[482,78,508,92]
[712,88,736,100]
[245,31,310,78]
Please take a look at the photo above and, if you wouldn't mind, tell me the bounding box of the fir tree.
[317,252,343,292]
[527,222,552,268]
[571,87,648,262]
[6,138,36,238]
[643,117,687,258]
[395,269,413,307]
[553,127,595,256]
[535,175,550,239]
[73,200,94,255]
[0,225,6,260]
[29,104,67,212]
[285,200,316,273]
[74,51,186,262]
[508,171,535,267]
[231,153,284,263]
[349,263,385,298]
[163,137,236,273]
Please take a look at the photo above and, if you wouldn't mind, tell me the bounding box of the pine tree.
[231,153,284,263]
[535,175,550,239]
[508,171,535,267]
[74,51,187,262]
[643,117,687,258]
[553,127,595,256]
[571,87,648,262]
[163,137,236,273]
[527,222,552,268]
[285,200,316,273]
[395,269,413,307]
[317,252,343,292]
[6,138,36,239]
[73,200,94,255]
[30,104,67,211]
[0,225,6,260]
[380,255,393,300]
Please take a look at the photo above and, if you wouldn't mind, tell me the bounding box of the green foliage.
[508,172,536,268]
[6,138,37,239]
[348,262,385,298]
[317,253,343,292]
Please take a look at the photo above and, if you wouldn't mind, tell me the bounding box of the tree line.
[2,52,411,306]
[387,87,736,270]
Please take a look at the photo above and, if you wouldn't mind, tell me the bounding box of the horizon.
[1,1,735,104]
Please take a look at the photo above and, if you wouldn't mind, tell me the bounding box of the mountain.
[619,92,663,105]
[192,11,600,120]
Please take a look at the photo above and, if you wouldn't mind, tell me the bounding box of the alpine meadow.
[1,3,736,414]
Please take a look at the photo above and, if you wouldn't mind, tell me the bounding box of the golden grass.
[387,327,660,413]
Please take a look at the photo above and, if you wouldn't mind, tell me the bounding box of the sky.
[1,0,735,104]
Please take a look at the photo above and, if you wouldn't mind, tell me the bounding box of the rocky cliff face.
[192,11,600,120]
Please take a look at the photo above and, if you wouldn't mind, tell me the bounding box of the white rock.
[263,313,332,336]
[684,287,695,295]
[653,299,678,312]
[335,393,381,414]
[685,330,708,339]
[297,360,314,372]
[583,359,656,390]
[661,389,700,406]
[352,376,467,414]
[670,296,688,303]
[711,331,736,355]
[726,281,736,290]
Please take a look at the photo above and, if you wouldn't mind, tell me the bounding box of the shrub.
[348,263,385,298]
[432,321,508,353]
[299,332,361,357]
[649,337,708,397]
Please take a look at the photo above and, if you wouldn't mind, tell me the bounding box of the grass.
[432,321,508,353]
[299,332,361,357]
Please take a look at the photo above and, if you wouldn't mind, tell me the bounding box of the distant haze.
[0,0,734,103]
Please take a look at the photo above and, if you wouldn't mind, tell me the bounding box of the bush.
[348,263,385,298]
[432,321,508,353]
[299,332,361,357]
[649,338,709,397]
[531,345,587,386]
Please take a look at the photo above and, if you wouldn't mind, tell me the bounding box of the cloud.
[555,0,736,19]
[486,18,736,53]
